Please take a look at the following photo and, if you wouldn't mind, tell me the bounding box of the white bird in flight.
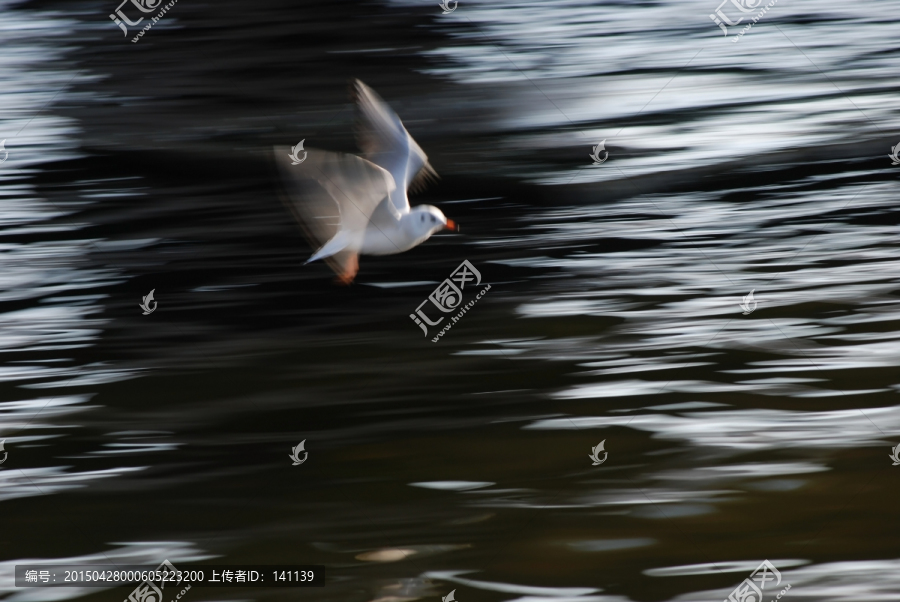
[274,79,456,284]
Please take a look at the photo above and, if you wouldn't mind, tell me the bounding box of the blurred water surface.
[1,0,899,601]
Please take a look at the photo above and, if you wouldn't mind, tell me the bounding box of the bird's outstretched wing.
[274,146,395,280]
[352,79,438,213]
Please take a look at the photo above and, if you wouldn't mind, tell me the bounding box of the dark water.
[1,0,900,601]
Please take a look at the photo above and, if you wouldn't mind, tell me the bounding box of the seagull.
[274,79,457,284]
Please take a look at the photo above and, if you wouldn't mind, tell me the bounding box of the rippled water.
[1,0,899,601]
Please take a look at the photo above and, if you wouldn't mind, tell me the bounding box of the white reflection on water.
[0,465,144,503]
[390,0,899,184]
[0,394,96,431]
[0,0,88,174]
[566,538,655,552]
[423,558,900,602]
[485,175,900,410]
[527,406,900,451]
[669,559,900,602]
[410,481,495,490]
[423,570,601,597]
[645,558,810,577]
[0,1,138,506]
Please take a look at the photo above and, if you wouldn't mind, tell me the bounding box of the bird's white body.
[275,80,454,282]
[359,206,449,255]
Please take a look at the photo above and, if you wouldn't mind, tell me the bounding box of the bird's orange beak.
[444,219,458,232]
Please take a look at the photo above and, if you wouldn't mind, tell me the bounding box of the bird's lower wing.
[274,146,395,275]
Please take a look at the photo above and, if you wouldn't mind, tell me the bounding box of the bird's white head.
[407,205,457,241]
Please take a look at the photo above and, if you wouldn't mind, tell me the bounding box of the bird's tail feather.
[306,230,352,264]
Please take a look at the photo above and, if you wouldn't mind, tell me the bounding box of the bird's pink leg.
[335,253,359,285]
